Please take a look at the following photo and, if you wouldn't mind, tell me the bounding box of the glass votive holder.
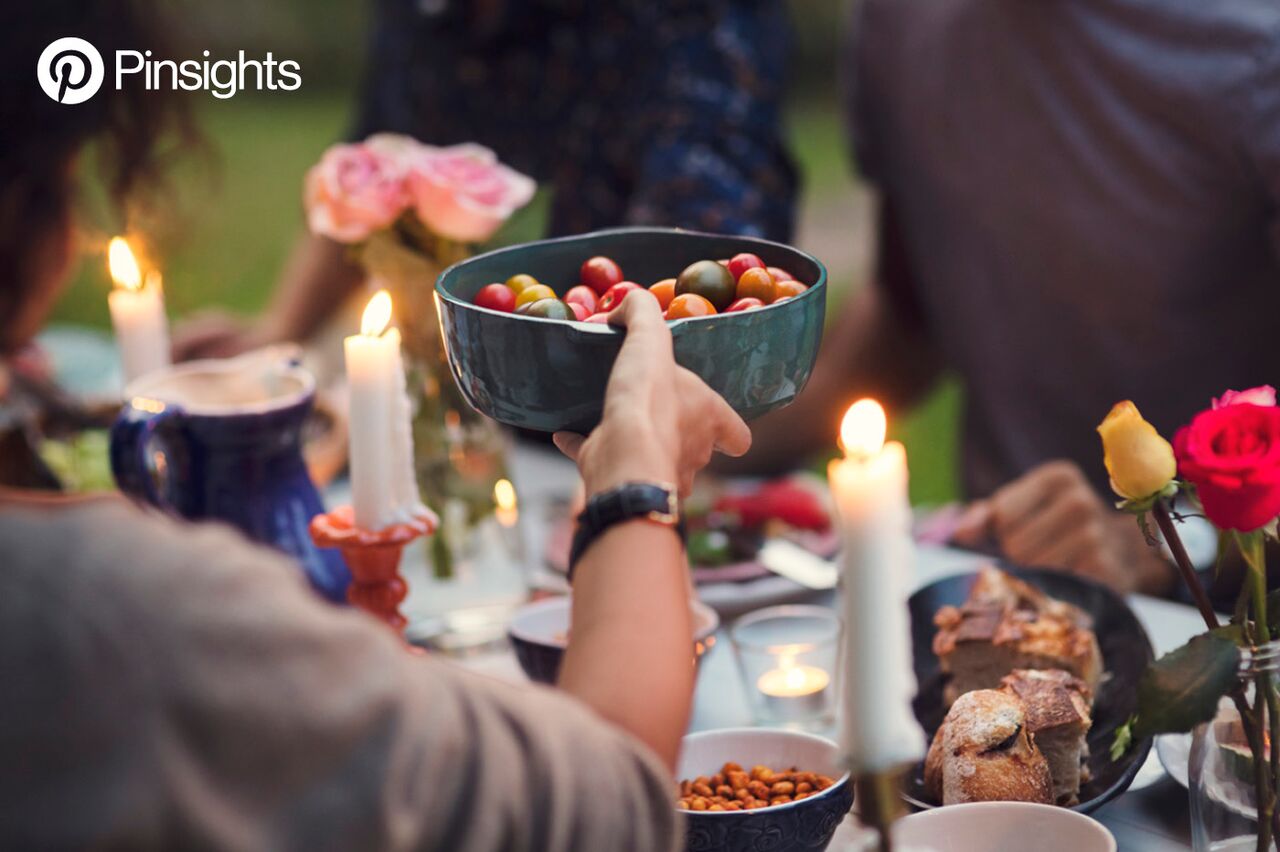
[730,604,840,730]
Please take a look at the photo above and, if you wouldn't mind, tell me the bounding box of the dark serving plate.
[434,227,827,433]
[903,567,1154,815]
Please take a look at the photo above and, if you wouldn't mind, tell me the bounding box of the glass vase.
[361,231,528,650]
[1190,642,1280,852]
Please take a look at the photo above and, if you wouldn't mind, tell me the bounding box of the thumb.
[950,499,994,547]
[552,431,586,462]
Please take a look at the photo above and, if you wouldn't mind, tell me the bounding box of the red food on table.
[649,278,677,310]
[598,281,644,312]
[565,284,599,314]
[567,301,591,321]
[713,480,830,532]
[727,297,764,312]
[727,252,766,282]
[735,267,777,304]
[667,293,717,319]
[580,256,624,296]
[474,282,517,312]
[766,266,794,282]
[774,280,808,300]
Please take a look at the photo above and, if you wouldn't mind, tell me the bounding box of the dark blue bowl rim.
[677,726,852,818]
[434,226,829,336]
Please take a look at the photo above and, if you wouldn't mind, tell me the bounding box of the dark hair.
[0,0,194,350]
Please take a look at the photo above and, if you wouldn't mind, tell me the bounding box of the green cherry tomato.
[516,298,575,320]
[676,259,737,312]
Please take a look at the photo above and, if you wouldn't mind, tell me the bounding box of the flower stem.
[1152,501,1219,629]
[1242,534,1280,851]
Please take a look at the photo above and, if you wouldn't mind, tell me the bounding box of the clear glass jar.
[1190,641,1280,851]
[730,605,841,731]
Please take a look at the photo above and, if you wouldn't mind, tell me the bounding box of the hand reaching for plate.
[950,460,1175,596]
[552,291,751,498]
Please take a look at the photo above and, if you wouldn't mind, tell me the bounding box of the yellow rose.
[1097,401,1177,500]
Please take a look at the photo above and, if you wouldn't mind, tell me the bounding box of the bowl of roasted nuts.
[508,595,719,685]
[676,728,852,852]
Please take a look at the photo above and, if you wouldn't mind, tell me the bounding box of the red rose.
[1174,403,1280,531]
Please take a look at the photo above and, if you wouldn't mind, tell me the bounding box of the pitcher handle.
[110,401,183,509]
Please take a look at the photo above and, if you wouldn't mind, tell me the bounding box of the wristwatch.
[567,481,685,581]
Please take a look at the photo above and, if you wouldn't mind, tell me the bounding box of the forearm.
[260,233,364,344]
[558,521,692,772]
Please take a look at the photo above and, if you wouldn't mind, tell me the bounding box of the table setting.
[20,134,1280,852]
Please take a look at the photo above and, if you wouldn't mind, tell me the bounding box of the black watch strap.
[568,482,685,581]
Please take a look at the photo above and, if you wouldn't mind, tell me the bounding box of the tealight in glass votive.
[730,605,840,731]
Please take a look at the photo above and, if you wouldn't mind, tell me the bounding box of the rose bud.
[1096,401,1176,501]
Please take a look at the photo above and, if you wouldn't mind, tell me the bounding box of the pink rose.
[304,142,410,243]
[1213,386,1277,409]
[406,144,536,244]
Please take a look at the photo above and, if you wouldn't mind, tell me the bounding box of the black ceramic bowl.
[678,728,853,852]
[508,596,720,685]
[435,227,827,433]
[903,567,1155,815]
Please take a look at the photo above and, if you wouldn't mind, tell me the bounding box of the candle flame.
[108,237,142,292]
[840,398,887,458]
[494,478,516,512]
[360,289,392,337]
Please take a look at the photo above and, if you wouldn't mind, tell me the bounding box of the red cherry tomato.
[648,278,677,310]
[767,266,794,282]
[565,285,599,314]
[727,297,765,312]
[775,280,808,300]
[667,293,717,319]
[567,301,591,321]
[727,253,766,282]
[580,256,624,296]
[584,312,611,324]
[475,283,517,312]
[598,281,644,312]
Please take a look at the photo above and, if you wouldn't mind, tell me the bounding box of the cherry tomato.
[598,281,644,312]
[767,266,794,282]
[580,256,624,296]
[567,301,591,321]
[735,267,777,303]
[667,293,717,319]
[516,298,575,320]
[727,253,766,282]
[773,296,793,305]
[505,273,542,294]
[676,260,736,312]
[515,283,557,308]
[565,285,599,314]
[727,297,765,312]
[474,283,517,312]
[649,278,677,310]
[584,312,611,324]
[774,280,808,300]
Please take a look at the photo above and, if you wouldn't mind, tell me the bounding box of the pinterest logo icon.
[38,37,105,104]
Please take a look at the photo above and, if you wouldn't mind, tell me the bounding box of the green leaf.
[1110,716,1136,761]
[1131,632,1241,740]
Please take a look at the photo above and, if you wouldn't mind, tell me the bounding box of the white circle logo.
[37,37,105,104]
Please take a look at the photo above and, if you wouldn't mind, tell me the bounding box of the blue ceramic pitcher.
[109,353,350,602]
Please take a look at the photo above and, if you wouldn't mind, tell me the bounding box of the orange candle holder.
[309,505,437,633]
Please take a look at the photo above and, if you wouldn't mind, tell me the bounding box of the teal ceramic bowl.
[434,227,827,433]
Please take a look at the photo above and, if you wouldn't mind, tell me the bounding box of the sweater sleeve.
[0,503,679,852]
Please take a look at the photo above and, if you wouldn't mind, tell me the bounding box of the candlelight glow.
[757,651,830,698]
[108,237,142,291]
[361,289,392,337]
[494,478,516,511]
[143,269,163,294]
[840,398,887,458]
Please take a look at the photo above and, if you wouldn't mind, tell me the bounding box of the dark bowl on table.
[677,728,853,852]
[434,227,827,433]
[508,596,720,685]
[903,566,1155,815]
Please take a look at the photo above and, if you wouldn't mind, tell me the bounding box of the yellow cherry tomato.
[506,273,542,295]
[515,283,557,308]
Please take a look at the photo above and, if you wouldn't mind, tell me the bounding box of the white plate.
[1157,733,1192,789]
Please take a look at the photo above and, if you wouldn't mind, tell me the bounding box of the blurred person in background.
[2,3,750,848]
[736,0,1280,597]
[174,0,797,359]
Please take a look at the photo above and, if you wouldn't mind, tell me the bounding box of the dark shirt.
[846,0,1280,498]
[354,0,797,242]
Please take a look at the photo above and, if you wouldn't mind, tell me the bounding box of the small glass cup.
[730,604,840,730]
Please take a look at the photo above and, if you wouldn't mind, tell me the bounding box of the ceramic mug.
[109,352,350,601]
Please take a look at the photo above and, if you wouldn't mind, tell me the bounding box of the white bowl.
[892,802,1116,852]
